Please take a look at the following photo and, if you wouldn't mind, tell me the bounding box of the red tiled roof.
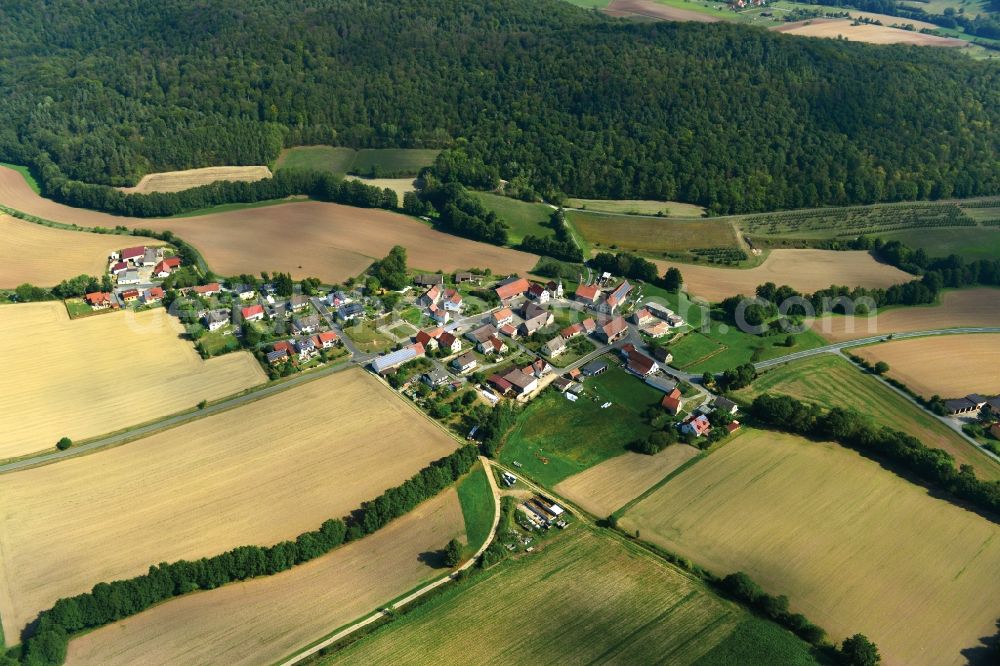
[499,323,517,336]
[121,246,145,259]
[493,307,513,322]
[488,374,513,392]
[317,331,339,343]
[662,396,682,414]
[582,318,597,332]
[121,289,140,300]
[602,316,628,338]
[194,282,221,294]
[438,331,458,348]
[242,304,264,319]
[495,277,530,301]
[561,323,583,338]
[273,340,294,354]
[163,257,181,268]
[410,342,426,356]
[575,283,600,301]
[727,421,741,433]
[145,287,165,300]
[85,291,110,305]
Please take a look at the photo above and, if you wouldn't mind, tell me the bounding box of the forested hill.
[0,0,998,214]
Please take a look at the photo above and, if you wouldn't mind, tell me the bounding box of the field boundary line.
[277,456,501,666]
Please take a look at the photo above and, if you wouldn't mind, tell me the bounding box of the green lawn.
[0,162,39,193]
[670,325,827,373]
[400,306,425,327]
[63,299,96,319]
[274,146,439,177]
[324,526,818,665]
[499,364,662,486]
[197,328,240,357]
[456,462,495,554]
[390,324,416,339]
[343,321,395,354]
[274,146,357,175]
[472,192,555,245]
[732,354,1000,482]
[880,226,1000,262]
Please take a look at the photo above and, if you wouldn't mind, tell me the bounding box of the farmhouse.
[314,331,340,348]
[575,283,601,305]
[503,368,539,396]
[203,310,229,331]
[118,270,140,285]
[714,396,738,415]
[414,328,441,351]
[143,287,164,304]
[499,323,518,338]
[527,283,550,303]
[293,314,321,335]
[488,374,513,394]
[621,344,658,377]
[479,336,508,356]
[544,336,567,358]
[338,302,364,321]
[644,321,671,338]
[467,324,498,345]
[632,308,655,326]
[241,304,265,322]
[433,331,458,354]
[371,343,424,374]
[120,289,140,304]
[120,246,146,263]
[599,280,632,314]
[152,257,181,277]
[422,367,451,387]
[455,271,476,284]
[414,273,444,287]
[495,276,531,303]
[428,303,450,325]
[530,358,553,378]
[419,285,441,307]
[453,351,478,374]
[232,284,256,300]
[84,292,113,310]
[520,314,549,337]
[681,414,711,437]
[492,308,514,326]
[561,323,583,339]
[662,388,683,415]
[582,360,608,376]
[443,289,463,311]
[110,261,128,274]
[600,316,629,343]
[194,282,222,296]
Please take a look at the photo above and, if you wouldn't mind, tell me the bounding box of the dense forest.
[0,0,998,214]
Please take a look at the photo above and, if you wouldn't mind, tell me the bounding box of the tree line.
[519,209,583,263]
[750,394,1000,520]
[0,0,997,216]
[14,445,479,666]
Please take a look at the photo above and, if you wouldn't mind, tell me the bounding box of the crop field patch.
[0,215,157,287]
[810,288,1000,341]
[621,429,1000,665]
[555,445,701,517]
[0,369,458,642]
[569,210,739,258]
[853,334,1000,399]
[65,489,465,666]
[343,176,419,203]
[734,354,1000,480]
[566,198,706,217]
[274,146,439,177]
[326,527,817,665]
[773,18,970,46]
[606,0,723,22]
[0,302,265,460]
[117,166,272,194]
[654,249,911,302]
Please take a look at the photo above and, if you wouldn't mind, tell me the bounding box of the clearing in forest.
[117,166,272,194]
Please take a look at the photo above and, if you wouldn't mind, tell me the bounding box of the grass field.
[566,198,705,217]
[554,444,701,517]
[472,192,554,245]
[811,288,1000,341]
[0,369,459,643]
[853,334,1000,399]
[0,215,157,287]
[326,526,817,665]
[880,226,1000,261]
[654,249,911,303]
[568,209,740,262]
[0,302,265,460]
[733,354,1000,480]
[117,166,272,194]
[274,146,439,177]
[344,320,395,353]
[498,364,664,486]
[668,321,828,373]
[621,428,1000,665]
[65,488,465,666]
[457,462,495,553]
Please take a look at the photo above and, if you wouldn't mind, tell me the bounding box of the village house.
[338,302,364,322]
[143,287,165,304]
[194,282,222,296]
[479,336,508,356]
[503,368,538,396]
[714,396,739,415]
[152,257,181,278]
[661,388,683,415]
[273,340,295,355]
[499,323,518,338]
[289,294,309,311]
[241,304,265,322]
[488,374,513,395]
[527,283,550,303]
[544,336,567,358]
[632,308,655,326]
[120,289,140,304]
[267,349,289,365]
[414,328,442,351]
[422,367,451,387]
[118,270,141,286]
[681,414,712,437]
[561,323,583,340]
[295,337,317,360]
[419,284,442,307]
[452,351,478,374]
[644,321,672,338]
[466,324,498,346]
[492,307,514,327]
[494,276,531,304]
[292,314,321,335]
[530,358,553,378]
[428,303,450,325]
[438,331,463,354]
[600,316,629,343]
[203,310,229,331]
[599,280,632,314]
[727,421,742,434]
[443,289,463,312]
[652,346,674,364]
[85,291,113,309]
[622,344,659,377]
[414,273,444,287]
[552,376,574,392]
[110,261,129,275]
[574,283,601,306]
[519,315,548,338]
[232,284,256,300]
[314,331,340,349]
[581,318,597,335]
[327,290,350,307]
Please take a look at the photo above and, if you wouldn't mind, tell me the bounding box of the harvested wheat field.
[344,175,419,203]
[0,215,156,287]
[812,288,1000,341]
[853,334,1000,398]
[0,302,264,460]
[120,201,538,281]
[605,0,721,22]
[64,489,464,666]
[773,19,968,47]
[0,166,536,280]
[555,445,701,518]
[117,166,272,194]
[621,429,1000,665]
[0,369,458,643]
[655,249,911,302]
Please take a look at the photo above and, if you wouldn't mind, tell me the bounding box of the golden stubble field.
[655,249,911,302]
[117,166,272,194]
[65,489,465,666]
[555,445,701,518]
[0,166,538,282]
[0,215,157,287]
[811,288,1000,341]
[854,334,1000,398]
[0,302,265,459]
[621,429,1000,665]
[773,18,968,47]
[0,369,458,641]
